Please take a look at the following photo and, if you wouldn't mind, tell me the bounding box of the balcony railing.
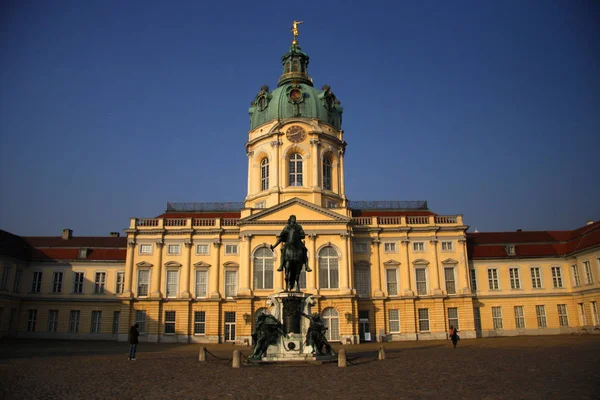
[435,216,457,224]
[352,215,463,227]
[406,216,429,224]
[137,219,159,227]
[132,217,240,229]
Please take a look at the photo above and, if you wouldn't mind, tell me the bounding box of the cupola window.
[289,153,303,187]
[260,158,269,191]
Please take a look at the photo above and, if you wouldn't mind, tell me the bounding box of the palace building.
[1,30,599,343]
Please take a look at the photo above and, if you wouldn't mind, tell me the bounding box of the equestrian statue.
[270,215,312,292]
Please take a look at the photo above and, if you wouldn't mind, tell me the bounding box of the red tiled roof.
[468,221,600,259]
[24,236,127,248]
[0,230,31,261]
[30,248,126,261]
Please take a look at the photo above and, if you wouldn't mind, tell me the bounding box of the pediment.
[239,197,351,226]
[164,261,182,268]
[441,258,459,264]
[383,259,401,266]
[223,261,239,268]
[412,258,430,265]
[193,261,211,268]
[136,261,153,268]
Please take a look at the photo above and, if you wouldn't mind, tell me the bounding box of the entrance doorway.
[224,312,236,342]
[358,310,371,342]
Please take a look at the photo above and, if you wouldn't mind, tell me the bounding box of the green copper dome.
[249,44,343,130]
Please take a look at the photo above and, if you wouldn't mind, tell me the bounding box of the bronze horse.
[271,215,307,292]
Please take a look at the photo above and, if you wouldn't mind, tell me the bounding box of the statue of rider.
[270,215,312,272]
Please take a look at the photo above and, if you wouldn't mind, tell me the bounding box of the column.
[246,150,254,196]
[307,234,317,292]
[310,138,320,188]
[459,238,470,293]
[346,233,354,290]
[371,239,384,297]
[270,140,281,191]
[430,239,443,295]
[338,149,346,197]
[238,234,252,297]
[181,239,192,298]
[151,240,164,299]
[210,240,221,298]
[340,233,351,294]
[123,239,136,297]
[401,240,413,295]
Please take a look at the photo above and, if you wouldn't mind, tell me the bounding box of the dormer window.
[78,248,88,259]
[505,245,515,256]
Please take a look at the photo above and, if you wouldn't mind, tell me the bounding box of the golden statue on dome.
[291,20,303,45]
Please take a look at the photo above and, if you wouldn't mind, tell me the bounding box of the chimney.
[62,229,73,240]
[110,232,120,238]
[587,220,594,226]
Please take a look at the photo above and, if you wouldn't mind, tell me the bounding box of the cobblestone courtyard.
[1,335,599,400]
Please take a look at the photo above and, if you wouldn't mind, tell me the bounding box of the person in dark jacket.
[129,323,139,360]
[449,325,459,348]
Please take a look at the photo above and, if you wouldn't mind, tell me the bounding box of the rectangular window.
[69,310,80,333]
[579,303,587,326]
[583,261,593,284]
[444,267,456,294]
[388,309,400,333]
[412,242,424,252]
[166,270,179,298]
[140,244,153,254]
[448,307,459,330]
[94,272,106,294]
[386,269,398,296]
[225,270,237,297]
[135,310,146,333]
[137,270,149,297]
[195,270,208,298]
[91,311,102,333]
[73,272,84,294]
[1,266,11,290]
[514,306,525,329]
[31,271,42,293]
[27,309,37,332]
[415,268,427,295]
[557,304,569,327]
[536,305,547,328]
[225,244,239,255]
[48,310,58,332]
[116,272,125,294]
[356,268,370,297]
[492,306,503,329]
[474,307,482,331]
[164,311,176,334]
[551,267,563,288]
[167,244,180,255]
[194,311,206,335]
[509,268,521,289]
[418,308,430,332]
[384,242,397,253]
[441,241,453,251]
[469,269,477,290]
[196,244,210,255]
[571,265,581,286]
[488,269,499,290]
[591,301,599,325]
[354,242,368,253]
[13,269,22,293]
[52,271,63,293]
[112,311,120,334]
[531,267,542,289]
[505,245,515,255]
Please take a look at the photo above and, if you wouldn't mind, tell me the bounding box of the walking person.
[449,325,459,348]
[129,323,139,360]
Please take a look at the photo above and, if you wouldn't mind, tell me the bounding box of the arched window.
[322,308,340,341]
[260,158,269,191]
[323,157,332,191]
[289,153,303,187]
[318,246,339,289]
[253,247,274,290]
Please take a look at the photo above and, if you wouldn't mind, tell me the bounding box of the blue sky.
[1,0,598,236]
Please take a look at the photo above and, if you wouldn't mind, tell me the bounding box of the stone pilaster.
[151,239,164,299]
[210,240,221,299]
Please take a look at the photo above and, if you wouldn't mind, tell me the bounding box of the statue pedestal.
[258,291,336,363]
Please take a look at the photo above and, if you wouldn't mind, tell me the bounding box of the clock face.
[286,125,306,143]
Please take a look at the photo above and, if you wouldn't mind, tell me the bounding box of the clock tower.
[244,25,346,212]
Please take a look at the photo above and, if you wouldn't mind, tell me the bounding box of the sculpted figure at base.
[300,312,335,356]
[249,312,286,360]
[271,215,312,292]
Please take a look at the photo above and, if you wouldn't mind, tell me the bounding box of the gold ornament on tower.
[291,20,303,45]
